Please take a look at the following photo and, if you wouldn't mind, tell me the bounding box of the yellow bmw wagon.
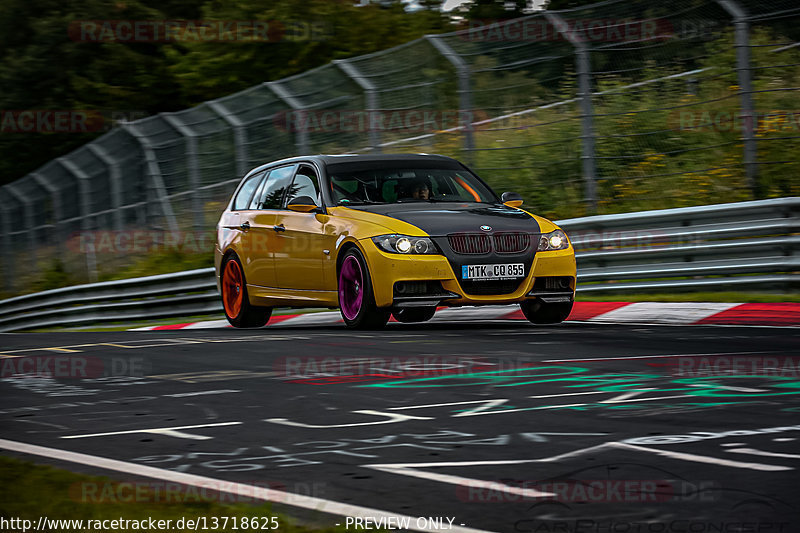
[215,154,576,329]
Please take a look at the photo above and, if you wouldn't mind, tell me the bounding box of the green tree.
[0,0,193,184]
[165,0,451,105]
[0,0,451,185]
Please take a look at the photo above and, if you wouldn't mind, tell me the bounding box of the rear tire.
[392,307,436,323]
[520,299,573,324]
[338,248,390,329]
[221,254,272,328]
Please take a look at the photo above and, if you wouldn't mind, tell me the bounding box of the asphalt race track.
[2,321,799,532]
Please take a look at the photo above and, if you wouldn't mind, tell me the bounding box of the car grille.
[459,279,523,295]
[448,233,491,255]
[493,232,531,254]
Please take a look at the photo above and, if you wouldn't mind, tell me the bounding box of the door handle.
[273,224,286,233]
[240,221,250,230]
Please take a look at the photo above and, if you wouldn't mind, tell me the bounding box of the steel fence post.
[59,157,98,282]
[5,183,37,253]
[426,35,474,163]
[120,122,180,233]
[717,0,760,198]
[30,172,66,253]
[545,12,598,214]
[266,81,310,155]
[333,59,382,152]
[207,100,249,177]
[0,203,13,292]
[87,144,125,231]
[58,157,95,232]
[161,113,206,231]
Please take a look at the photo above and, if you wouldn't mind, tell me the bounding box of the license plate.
[461,263,524,280]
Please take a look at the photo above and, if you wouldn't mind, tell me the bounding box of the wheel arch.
[334,238,385,306]
[220,248,239,280]
[219,248,258,306]
[334,238,365,277]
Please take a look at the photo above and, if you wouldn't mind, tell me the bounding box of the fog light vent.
[394,281,444,296]
[533,276,573,291]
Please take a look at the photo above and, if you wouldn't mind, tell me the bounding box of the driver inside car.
[412,181,430,200]
[398,178,430,201]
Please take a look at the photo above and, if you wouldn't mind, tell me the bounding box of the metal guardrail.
[0,268,219,332]
[0,198,797,332]
[562,197,799,294]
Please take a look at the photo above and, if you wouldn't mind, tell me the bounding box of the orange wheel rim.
[222,260,243,318]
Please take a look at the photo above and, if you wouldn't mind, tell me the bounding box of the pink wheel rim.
[339,255,364,321]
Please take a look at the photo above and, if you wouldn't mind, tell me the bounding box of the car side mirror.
[501,192,523,208]
[287,195,320,213]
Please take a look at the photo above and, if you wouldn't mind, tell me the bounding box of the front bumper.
[360,238,576,308]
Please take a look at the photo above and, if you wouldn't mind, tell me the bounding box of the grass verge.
[0,456,343,533]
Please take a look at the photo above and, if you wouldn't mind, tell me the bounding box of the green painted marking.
[361,365,800,415]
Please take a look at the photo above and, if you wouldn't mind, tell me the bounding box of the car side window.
[284,165,321,208]
[247,170,270,209]
[253,165,297,210]
[232,171,266,210]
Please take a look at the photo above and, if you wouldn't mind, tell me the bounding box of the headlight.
[372,235,438,255]
[537,230,569,251]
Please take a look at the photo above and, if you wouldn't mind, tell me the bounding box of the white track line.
[61,422,243,440]
[182,319,230,329]
[613,442,792,471]
[0,439,492,533]
[587,302,739,324]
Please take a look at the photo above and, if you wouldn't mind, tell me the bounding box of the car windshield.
[328,167,497,205]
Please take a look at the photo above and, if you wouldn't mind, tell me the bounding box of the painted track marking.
[365,439,792,497]
[614,442,793,471]
[0,438,492,533]
[725,448,800,459]
[61,422,243,440]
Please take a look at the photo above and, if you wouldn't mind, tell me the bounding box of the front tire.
[392,307,436,323]
[221,254,272,328]
[338,248,390,329]
[520,299,573,324]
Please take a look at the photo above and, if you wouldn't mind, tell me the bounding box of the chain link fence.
[1,0,798,295]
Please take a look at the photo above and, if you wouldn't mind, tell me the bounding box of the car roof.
[244,153,461,177]
[313,153,457,165]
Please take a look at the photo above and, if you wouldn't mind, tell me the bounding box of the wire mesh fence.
[1,0,798,295]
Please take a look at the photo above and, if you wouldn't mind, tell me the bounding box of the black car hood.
[346,202,540,236]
